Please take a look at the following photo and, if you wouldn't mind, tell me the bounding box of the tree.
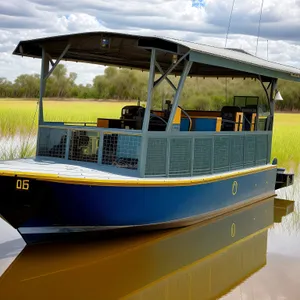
[14,74,39,98]
[1,64,300,112]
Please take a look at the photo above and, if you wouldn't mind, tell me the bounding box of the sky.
[1,0,300,84]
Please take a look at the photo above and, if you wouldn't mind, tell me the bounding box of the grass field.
[0,99,135,136]
[272,113,300,170]
[0,99,299,169]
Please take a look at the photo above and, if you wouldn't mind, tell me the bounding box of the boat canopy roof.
[13,31,300,82]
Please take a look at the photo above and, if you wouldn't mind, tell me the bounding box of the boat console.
[95,99,261,133]
[97,104,168,131]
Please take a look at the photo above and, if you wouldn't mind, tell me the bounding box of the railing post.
[190,137,195,176]
[267,131,272,164]
[166,136,170,177]
[166,60,193,132]
[211,134,215,174]
[269,79,277,132]
[64,130,71,160]
[98,131,104,165]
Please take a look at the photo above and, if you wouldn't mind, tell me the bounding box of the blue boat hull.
[0,167,277,244]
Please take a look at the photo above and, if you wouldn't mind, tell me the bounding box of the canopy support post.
[258,75,272,131]
[258,76,271,104]
[36,47,49,156]
[155,62,177,91]
[46,53,54,66]
[166,60,193,132]
[44,44,71,80]
[269,78,277,129]
[258,75,277,131]
[38,47,49,125]
[139,49,156,177]
[142,49,156,133]
[38,43,71,124]
[153,52,189,88]
[36,44,70,157]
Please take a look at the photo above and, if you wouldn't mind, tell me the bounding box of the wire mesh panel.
[193,137,213,175]
[244,135,256,167]
[101,134,118,166]
[255,134,268,165]
[230,135,244,170]
[37,127,67,158]
[142,131,271,178]
[213,136,230,173]
[68,130,100,163]
[102,134,141,170]
[145,138,167,176]
[169,138,192,177]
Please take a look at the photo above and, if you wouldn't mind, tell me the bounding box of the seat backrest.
[221,106,242,119]
[240,105,259,131]
[121,106,145,120]
[221,106,242,131]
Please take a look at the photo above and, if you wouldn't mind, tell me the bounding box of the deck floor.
[0,157,275,183]
[0,157,140,180]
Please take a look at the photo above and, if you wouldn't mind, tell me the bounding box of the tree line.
[1,64,299,111]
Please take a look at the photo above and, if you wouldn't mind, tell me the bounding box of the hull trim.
[1,164,276,187]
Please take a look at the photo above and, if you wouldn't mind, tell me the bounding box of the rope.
[255,0,265,56]
[225,0,236,47]
[24,100,39,156]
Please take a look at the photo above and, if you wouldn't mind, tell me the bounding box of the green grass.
[0,99,300,169]
[0,99,137,160]
[272,113,300,170]
[0,135,36,160]
[0,99,136,137]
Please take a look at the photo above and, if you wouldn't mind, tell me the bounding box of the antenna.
[225,0,236,47]
[224,0,236,103]
[255,0,265,56]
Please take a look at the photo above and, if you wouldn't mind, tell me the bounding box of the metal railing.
[37,125,142,171]
[143,131,272,177]
[37,125,272,177]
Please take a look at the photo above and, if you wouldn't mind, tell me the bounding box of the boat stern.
[275,167,294,190]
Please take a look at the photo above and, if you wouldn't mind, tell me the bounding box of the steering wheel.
[150,113,168,126]
[149,108,192,131]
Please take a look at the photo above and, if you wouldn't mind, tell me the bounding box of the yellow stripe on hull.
[0,164,277,187]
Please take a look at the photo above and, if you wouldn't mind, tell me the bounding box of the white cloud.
[1,0,300,84]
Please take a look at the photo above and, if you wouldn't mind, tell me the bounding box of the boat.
[0,31,298,244]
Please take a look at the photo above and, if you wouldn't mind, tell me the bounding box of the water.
[0,184,299,299]
[0,135,36,159]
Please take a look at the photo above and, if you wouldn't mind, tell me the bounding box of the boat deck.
[0,157,139,180]
[0,156,276,186]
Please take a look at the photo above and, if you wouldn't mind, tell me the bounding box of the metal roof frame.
[12,31,300,82]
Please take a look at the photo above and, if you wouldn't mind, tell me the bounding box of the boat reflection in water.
[0,197,293,300]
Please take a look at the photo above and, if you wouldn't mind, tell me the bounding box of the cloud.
[1,0,300,85]
[0,2,35,17]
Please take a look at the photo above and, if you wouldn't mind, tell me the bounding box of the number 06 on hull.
[16,179,29,190]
